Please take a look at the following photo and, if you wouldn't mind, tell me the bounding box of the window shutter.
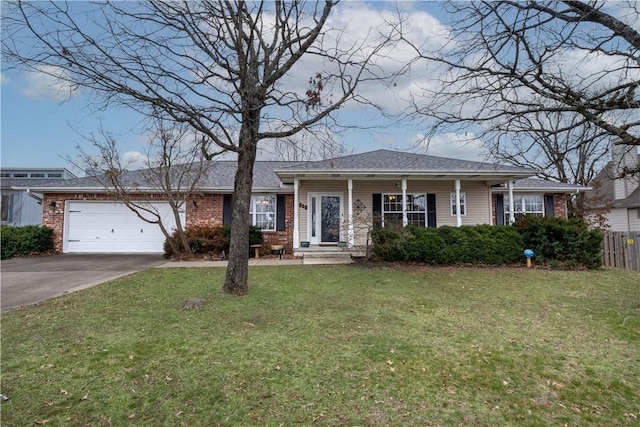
[276,194,286,231]
[544,194,555,217]
[427,193,437,228]
[495,194,504,225]
[372,193,382,227]
[223,194,233,225]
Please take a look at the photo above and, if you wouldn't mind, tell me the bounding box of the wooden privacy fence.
[602,231,640,271]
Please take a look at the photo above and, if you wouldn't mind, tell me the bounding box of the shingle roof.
[493,178,590,192]
[1,178,70,190]
[275,149,533,174]
[11,161,300,192]
[11,150,560,194]
[196,161,298,190]
[617,185,640,208]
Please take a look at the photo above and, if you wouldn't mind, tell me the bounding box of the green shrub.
[515,216,603,269]
[164,224,264,258]
[0,225,54,260]
[371,224,523,265]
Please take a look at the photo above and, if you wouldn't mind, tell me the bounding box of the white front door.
[308,194,342,245]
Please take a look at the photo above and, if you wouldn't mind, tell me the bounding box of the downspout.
[26,189,43,203]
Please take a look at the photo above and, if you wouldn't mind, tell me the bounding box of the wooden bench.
[250,244,262,259]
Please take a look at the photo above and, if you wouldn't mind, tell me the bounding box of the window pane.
[524,195,543,212]
[382,193,427,227]
[383,194,402,212]
[410,194,426,211]
[385,213,403,227]
[250,195,276,230]
[407,213,425,226]
[450,192,466,215]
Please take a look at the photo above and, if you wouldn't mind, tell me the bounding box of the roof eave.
[275,170,535,180]
[492,186,593,193]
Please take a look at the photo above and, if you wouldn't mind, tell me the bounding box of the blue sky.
[2,1,636,177]
[1,1,484,176]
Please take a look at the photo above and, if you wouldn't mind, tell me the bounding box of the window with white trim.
[383,194,426,227]
[504,194,544,223]
[450,192,466,215]
[249,195,276,230]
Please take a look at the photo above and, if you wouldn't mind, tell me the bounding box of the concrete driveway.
[1,254,166,312]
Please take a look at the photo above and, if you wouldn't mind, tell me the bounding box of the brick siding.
[551,193,568,219]
[42,192,294,254]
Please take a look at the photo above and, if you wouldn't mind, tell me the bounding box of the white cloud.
[19,65,78,100]
[556,48,639,91]
[411,132,489,161]
[0,72,9,85]
[278,3,449,116]
[120,151,149,171]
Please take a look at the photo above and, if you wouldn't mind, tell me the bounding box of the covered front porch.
[272,149,536,250]
[287,177,524,250]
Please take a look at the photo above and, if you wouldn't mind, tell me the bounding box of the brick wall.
[552,193,568,219]
[42,193,67,253]
[186,194,224,227]
[43,192,295,255]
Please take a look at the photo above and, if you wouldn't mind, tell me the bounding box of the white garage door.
[65,201,185,253]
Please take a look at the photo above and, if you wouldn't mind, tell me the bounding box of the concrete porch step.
[302,251,353,265]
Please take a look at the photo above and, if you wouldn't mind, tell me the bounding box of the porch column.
[293,178,299,249]
[507,180,515,224]
[402,179,408,226]
[348,179,354,248]
[455,179,462,227]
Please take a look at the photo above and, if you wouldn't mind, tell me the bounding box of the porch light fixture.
[49,201,57,210]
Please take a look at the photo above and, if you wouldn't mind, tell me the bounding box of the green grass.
[1,265,639,426]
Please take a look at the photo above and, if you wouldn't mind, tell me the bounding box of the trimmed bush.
[371,224,523,265]
[515,216,603,269]
[0,225,54,260]
[164,224,264,258]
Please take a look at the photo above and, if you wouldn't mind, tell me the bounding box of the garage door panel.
[65,202,184,253]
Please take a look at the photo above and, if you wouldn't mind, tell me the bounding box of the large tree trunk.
[223,126,259,295]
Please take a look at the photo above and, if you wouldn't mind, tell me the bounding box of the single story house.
[1,168,77,226]
[15,150,588,255]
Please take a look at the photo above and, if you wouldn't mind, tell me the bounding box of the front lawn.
[1,265,638,426]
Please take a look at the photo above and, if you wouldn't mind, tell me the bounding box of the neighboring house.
[13,150,588,254]
[1,168,77,226]
[586,144,640,232]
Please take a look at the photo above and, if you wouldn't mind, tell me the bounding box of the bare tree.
[73,117,210,256]
[265,128,349,162]
[3,1,404,294]
[484,110,613,217]
[405,1,640,178]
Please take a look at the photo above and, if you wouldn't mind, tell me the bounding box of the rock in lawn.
[181,298,206,310]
